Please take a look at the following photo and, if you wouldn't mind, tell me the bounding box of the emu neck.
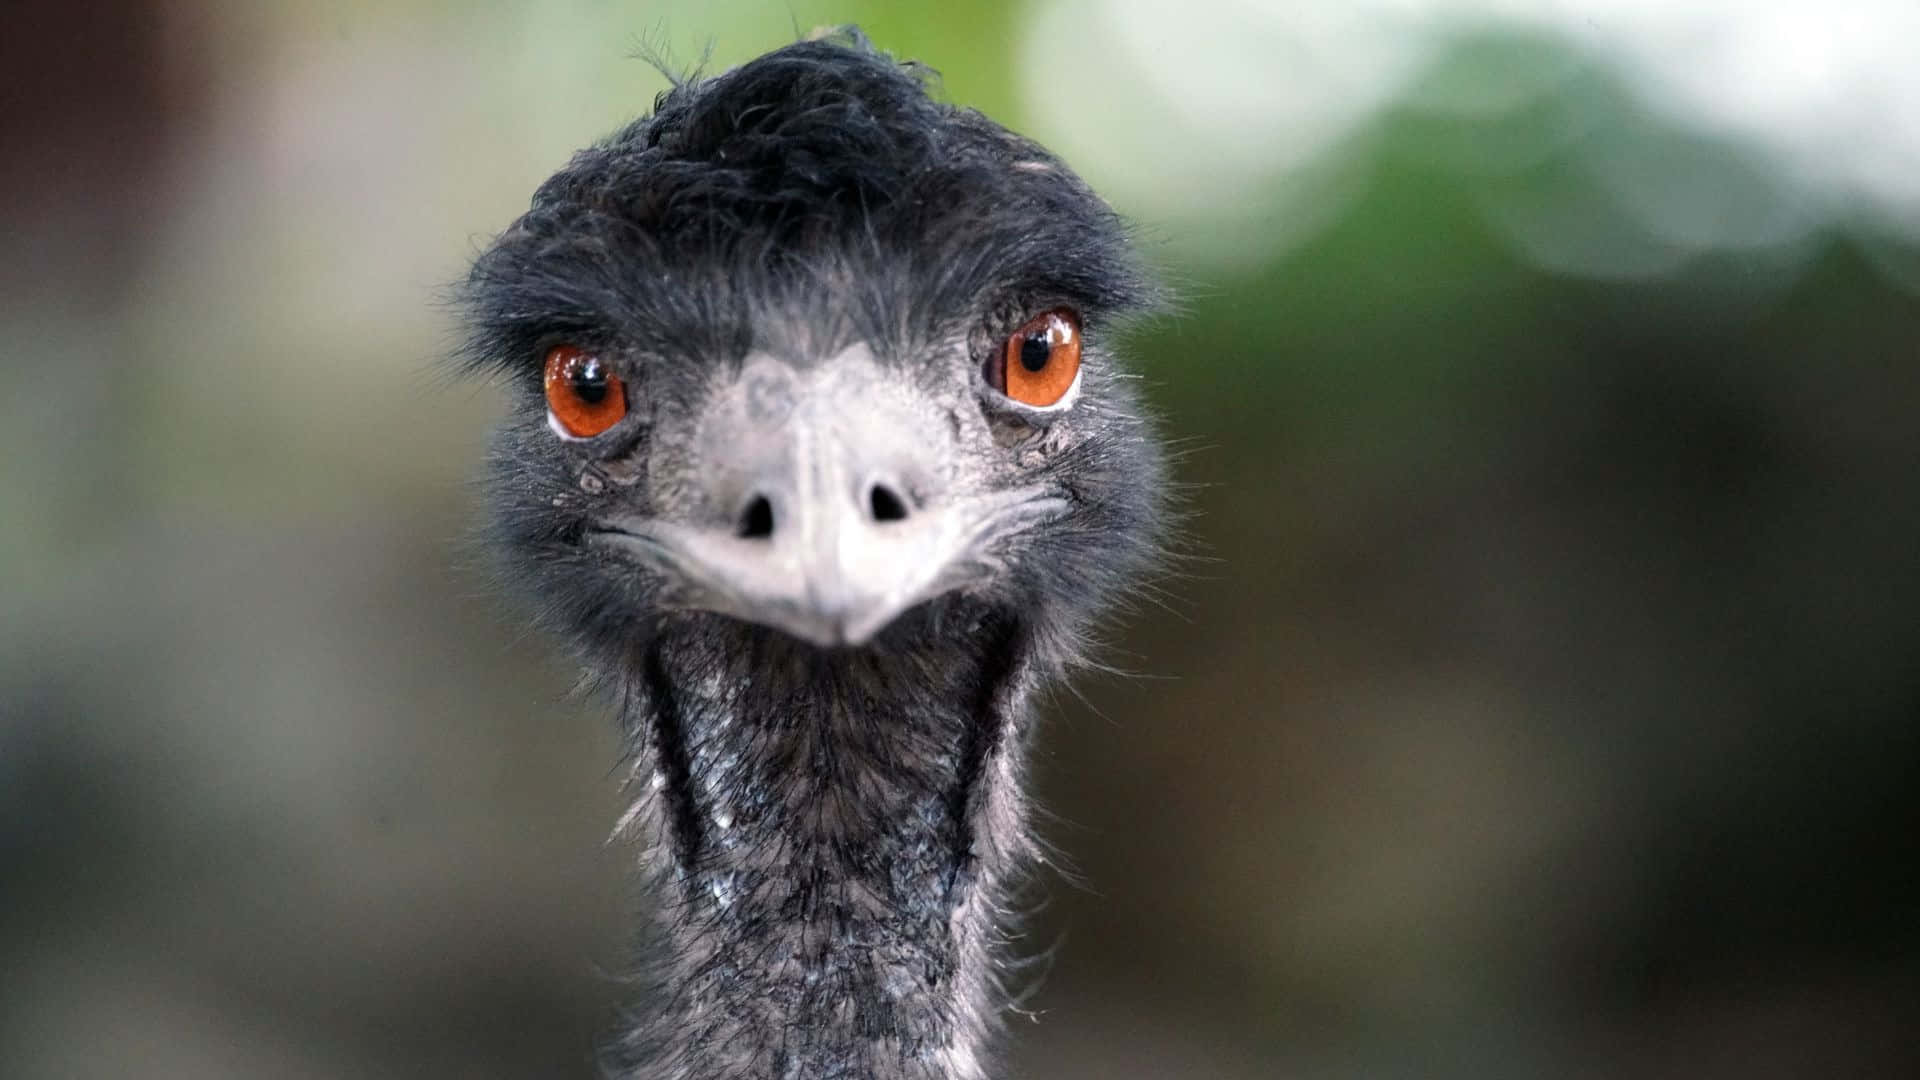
[614,609,1033,1080]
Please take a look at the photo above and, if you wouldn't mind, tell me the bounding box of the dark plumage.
[457,30,1166,1079]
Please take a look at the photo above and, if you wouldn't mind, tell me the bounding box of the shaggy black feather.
[456,27,1169,1080]
[457,33,1157,392]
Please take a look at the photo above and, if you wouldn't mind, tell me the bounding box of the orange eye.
[995,309,1081,408]
[543,345,627,439]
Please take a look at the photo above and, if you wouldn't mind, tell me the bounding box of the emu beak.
[595,488,1063,647]
[588,349,1064,647]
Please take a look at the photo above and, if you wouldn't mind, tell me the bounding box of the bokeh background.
[4,1,1917,1077]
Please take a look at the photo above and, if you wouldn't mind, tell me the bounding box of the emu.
[456,32,1166,1079]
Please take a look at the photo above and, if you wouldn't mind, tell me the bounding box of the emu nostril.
[868,484,909,523]
[737,495,775,539]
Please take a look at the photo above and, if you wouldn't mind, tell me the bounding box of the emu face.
[462,40,1163,665]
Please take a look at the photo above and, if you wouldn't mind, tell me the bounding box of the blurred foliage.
[3,2,1916,1078]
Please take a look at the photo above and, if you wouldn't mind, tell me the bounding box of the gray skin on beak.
[589,344,1067,647]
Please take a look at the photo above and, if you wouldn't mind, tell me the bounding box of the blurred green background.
[4,1,1917,1077]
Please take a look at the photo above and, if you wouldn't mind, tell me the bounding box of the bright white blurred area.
[1020,0,1920,274]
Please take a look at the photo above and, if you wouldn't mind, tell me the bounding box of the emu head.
[459,37,1163,670]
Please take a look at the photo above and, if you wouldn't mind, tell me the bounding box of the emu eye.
[991,309,1081,408]
[543,345,627,439]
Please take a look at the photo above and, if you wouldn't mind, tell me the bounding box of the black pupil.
[1019,333,1052,373]
[570,359,608,404]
